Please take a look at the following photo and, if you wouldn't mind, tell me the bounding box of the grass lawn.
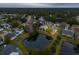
[48,31,59,49]
[71,39,79,45]
[39,29,59,54]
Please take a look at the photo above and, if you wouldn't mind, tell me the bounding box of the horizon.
[0,3,79,8]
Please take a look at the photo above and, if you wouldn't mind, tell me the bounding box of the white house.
[38,17,45,24]
[0,23,11,31]
[39,25,48,31]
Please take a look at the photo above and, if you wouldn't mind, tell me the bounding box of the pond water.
[24,34,51,49]
[61,42,76,55]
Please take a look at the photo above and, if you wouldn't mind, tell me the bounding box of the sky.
[0,3,79,8]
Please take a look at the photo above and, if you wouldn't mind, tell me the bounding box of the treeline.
[0,8,79,25]
[0,8,79,14]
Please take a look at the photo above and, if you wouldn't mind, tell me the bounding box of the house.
[6,32,16,40]
[3,14,17,17]
[33,15,36,19]
[15,29,24,37]
[0,15,5,19]
[51,25,58,35]
[1,23,11,29]
[6,29,24,40]
[1,45,21,55]
[71,25,79,39]
[55,17,63,22]
[76,16,79,22]
[33,18,38,24]
[54,22,60,27]
[0,23,11,32]
[39,25,48,31]
[61,42,75,55]
[38,17,45,24]
[60,22,68,30]
[62,29,74,38]
[64,24,70,30]
[39,17,45,22]
[0,37,4,45]
[0,28,4,32]
[47,21,53,26]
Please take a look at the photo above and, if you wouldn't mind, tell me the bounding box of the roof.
[74,28,79,39]
[39,17,45,22]
[6,33,16,39]
[62,30,74,37]
[0,15,5,19]
[74,28,79,33]
[39,25,48,30]
[6,29,23,40]
[61,42,75,55]
[0,38,4,45]
[1,45,21,55]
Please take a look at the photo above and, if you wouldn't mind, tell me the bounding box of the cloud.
[0,3,79,8]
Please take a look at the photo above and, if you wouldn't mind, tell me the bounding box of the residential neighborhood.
[0,8,79,55]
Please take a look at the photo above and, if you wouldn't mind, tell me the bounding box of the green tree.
[4,35,11,44]
[33,22,41,29]
[11,20,21,28]
[49,15,56,22]
[46,27,52,34]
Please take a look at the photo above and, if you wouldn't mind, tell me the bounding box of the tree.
[46,27,52,34]
[49,15,56,22]
[33,22,41,30]
[10,20,21,28]
[18,25,25,29]
[4,35,11,44]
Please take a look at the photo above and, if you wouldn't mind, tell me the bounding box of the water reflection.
[24,34,51,49]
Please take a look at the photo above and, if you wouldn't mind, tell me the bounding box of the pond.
[61,42,76,55]
[24,34,51,49]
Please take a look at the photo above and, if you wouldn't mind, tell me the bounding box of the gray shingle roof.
[1,45,21,55]
[6,33,16,38]
[62,30,74,37]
